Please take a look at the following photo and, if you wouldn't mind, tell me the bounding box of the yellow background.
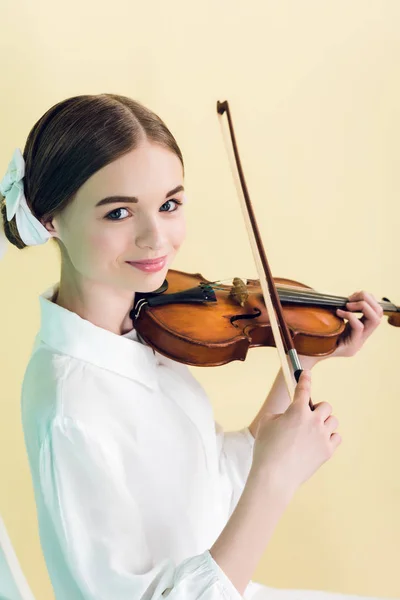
[0,1,399,598]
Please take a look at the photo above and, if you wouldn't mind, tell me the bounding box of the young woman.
[0,94,384,600]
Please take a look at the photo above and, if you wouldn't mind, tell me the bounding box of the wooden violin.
[133,99,398,406]
[131,270,400,367]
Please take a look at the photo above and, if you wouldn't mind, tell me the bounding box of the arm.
[215,423,255,515]
[210,464,293,597]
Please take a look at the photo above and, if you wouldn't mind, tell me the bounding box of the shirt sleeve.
[215,422,255,514]
[39,416,244,600]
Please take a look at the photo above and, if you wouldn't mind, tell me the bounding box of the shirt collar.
[37,283,159,391]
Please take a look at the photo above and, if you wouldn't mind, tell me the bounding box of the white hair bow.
[0,148,51,258]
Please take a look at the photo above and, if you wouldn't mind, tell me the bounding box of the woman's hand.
[299,290,383,367]
[332,290,383,358]
[251,371,341,493]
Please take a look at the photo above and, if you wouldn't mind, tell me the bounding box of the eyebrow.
[95,185,185,207]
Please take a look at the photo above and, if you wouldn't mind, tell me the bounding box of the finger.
[330,432,342,449]
[362,291,384,317]
[312,401,332,421]
[345,300,378,320]
[343,300,381,335]
[347,291,383,318]
[324,414,339,434]
[293,370,312,405]
[336,310,364,341]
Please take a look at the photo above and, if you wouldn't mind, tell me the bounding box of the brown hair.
[0,93,184,249]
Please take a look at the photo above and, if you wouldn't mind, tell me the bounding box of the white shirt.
[21,284,263,600]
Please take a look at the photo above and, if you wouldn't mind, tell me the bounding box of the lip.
[126,255,167,273]
[127,255,167,265]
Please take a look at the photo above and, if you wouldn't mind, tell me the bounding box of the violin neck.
[277,286,399,316]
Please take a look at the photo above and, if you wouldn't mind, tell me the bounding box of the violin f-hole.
[230,307,262,327]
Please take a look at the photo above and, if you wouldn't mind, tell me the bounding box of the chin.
[134,269,169,294]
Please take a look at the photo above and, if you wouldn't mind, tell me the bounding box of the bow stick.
[217,100,313,409]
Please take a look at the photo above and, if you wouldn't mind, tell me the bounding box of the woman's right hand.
[250,370,341,495]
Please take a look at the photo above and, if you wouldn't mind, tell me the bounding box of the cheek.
[65,227,124,278]
[87,227,127,261]
[67,235,100,273]
[171,217,186,250]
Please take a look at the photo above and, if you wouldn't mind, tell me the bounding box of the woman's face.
[49,140,186,293]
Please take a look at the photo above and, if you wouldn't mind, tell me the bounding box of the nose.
[135,214,166,251]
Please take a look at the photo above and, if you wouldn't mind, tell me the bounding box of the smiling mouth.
[126,256,167,273]
[127,255,167,265]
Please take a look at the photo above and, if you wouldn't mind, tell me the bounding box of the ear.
[42,216,60,239]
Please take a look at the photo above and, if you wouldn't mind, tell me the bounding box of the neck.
[55,268,136,336]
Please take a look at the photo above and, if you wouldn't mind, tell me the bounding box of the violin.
[131,269,400,367]
[133,99,398,406]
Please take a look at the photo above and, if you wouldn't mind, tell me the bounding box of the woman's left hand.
[300,290,383,368]
[332,290,383,357]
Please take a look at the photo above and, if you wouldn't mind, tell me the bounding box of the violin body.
[133,270,349,367]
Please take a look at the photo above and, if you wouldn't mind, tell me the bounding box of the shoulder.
[22,347,77,431]
[22,347,149,433]
[38,414,120,494]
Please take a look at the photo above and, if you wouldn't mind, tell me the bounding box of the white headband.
[0,148,52,259]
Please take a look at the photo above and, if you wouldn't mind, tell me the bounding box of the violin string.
[209,284,346,306]
[278,293,347,306]
[208,280,396,312]
[211,279,347,302]
[209,280,349,304]
[277,290,396,311]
